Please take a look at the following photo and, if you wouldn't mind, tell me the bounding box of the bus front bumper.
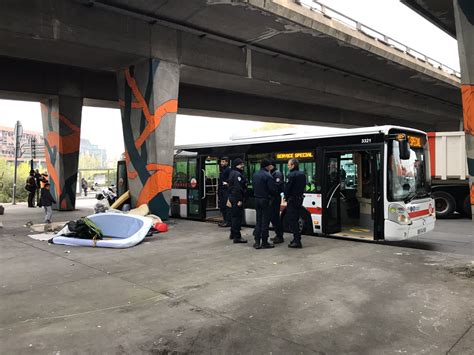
[384,215,436,241]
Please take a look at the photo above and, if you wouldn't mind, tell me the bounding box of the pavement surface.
[0,200,473,354]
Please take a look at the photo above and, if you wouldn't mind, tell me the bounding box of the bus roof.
[175,125,426,150]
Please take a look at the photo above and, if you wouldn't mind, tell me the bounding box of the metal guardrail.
[294,0,461,78]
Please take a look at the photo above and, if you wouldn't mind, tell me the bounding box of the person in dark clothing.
[284,158,307,248]
[217,157,232,227]
[227,158,247,243]
[26,170,36,207]
[270,161,285,244]
[252,159,278,249]
[81,178,88,197]
[39,182,56,223]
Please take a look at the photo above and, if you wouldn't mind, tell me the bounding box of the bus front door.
[187,157,205,220]
[323,152,342,234]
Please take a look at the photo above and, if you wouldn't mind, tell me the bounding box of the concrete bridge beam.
[453,0,474,216]
[117,58,180,219]
[40,95,83,211]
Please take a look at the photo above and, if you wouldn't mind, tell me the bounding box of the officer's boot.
[233,235,247,244]
[271,235,284,244]
[253,238,261,249]
[261,237,274,249]
[288,238,302,248]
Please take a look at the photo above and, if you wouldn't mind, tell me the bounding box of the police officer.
[284,158,307,248]
[227,158,247,243]
[252,159,278,249]
[218,157,232,227]
[270,161,285,244]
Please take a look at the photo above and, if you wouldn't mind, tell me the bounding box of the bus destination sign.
[276,152,314,160]
[407,135,423,148]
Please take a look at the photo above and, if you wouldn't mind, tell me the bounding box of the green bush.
[0,158,32,203]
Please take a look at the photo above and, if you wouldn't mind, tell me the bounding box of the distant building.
[0,126,107,168]
[80,138,107,167]
[0,125,45,164]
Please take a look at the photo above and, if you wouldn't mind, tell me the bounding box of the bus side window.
[301,162,317,192]
[173,159,188,189]
[246,161,260,196]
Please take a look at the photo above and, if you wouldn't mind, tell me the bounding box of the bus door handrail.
[201,169,206,200]
[326,183,341,209]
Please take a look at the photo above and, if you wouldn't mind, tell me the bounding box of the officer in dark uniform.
[218,157,232,227]
[251,159,278,249]
[270,161,285,244]
[227,158,247,243]
[284,158,307,248]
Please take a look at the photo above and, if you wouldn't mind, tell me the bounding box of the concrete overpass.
[401,0,473,216]
[0,0,465,216]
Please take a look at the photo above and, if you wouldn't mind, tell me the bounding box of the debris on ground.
[27,233,54,241]
[446,262,474,278]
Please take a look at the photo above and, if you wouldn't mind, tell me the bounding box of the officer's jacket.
[284,168,306,200]
[252,169,278,199]
[218,166,231,190]
[228,168,247,202]
[271,169,284,194]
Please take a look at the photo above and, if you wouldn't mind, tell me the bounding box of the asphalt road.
[0,201,472,354]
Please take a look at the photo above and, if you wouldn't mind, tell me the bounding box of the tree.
[0,158,32,203]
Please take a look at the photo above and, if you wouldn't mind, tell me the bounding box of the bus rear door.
[323,152,342,234]
[187,156,206,220]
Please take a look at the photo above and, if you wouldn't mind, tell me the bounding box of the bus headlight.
[388,203,412,225]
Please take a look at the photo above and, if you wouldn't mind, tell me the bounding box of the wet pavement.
[0,201,472,354]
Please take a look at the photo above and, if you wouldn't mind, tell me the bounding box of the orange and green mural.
[455,0,474,209]
[117,59,179,219]
[40,96,82,211]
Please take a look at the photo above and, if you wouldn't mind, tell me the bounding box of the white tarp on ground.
[51,213,153,248]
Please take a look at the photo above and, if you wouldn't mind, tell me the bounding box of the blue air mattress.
[51,213,153,248]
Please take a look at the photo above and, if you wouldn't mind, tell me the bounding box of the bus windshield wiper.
[405,190,426,204]
[404,190,417,204]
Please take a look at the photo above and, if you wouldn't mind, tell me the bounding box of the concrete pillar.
[453,0,474,217]
[40,96,83,211]
[116,59,179,219]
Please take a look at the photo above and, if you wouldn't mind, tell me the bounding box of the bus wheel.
[462,195,472,219]
[432,191,456,219]
[282,209,313,235]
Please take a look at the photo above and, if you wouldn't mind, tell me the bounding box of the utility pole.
[30,136,36,171]
[12,120,23,205]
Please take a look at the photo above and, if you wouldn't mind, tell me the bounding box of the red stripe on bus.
[427,132,436,177]
[307,207,322,215]
[408,209,430,218]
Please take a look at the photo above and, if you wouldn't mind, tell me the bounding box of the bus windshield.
[388,139,431,202]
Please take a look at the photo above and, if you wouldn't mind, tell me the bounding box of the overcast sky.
[0,0,459,161]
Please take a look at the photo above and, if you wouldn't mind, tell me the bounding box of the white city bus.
[170,126,435,241]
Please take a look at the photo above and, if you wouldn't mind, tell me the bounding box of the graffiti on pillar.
[41,99,82,210]
[118,59,178,218]
[461,85,474,136]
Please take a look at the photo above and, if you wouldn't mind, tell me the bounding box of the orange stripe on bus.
[408,209,430,218]
[307,207,322,215]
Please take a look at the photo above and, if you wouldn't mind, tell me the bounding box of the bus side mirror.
[399,139,411,160]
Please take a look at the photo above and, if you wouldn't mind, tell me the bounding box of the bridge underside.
[0,0,466,214]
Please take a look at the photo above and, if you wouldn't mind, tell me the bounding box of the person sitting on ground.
[39,182,56,224]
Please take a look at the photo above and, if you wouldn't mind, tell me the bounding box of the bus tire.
[462,195,472,218]
[282,208,313,235]
[432,191,456,219]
